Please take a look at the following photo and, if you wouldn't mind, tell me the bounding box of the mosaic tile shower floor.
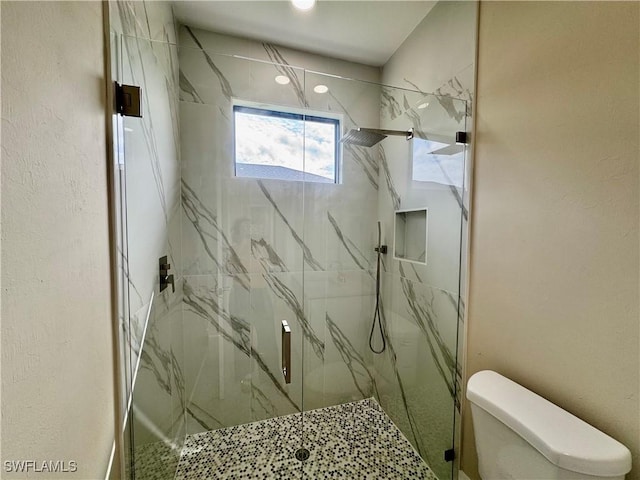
[173,398,438,480]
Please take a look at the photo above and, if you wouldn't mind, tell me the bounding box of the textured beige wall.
[1,2,114,478]
[463,2,639,479]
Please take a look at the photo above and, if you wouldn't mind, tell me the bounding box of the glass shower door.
[178,43,307,477]
[297,71,381,477]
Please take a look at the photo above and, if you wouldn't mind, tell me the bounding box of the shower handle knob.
[160,273,175,293]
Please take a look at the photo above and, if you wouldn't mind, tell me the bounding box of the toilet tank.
[467,371,632,480]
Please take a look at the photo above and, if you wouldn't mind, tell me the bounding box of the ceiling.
[172,1,437,67]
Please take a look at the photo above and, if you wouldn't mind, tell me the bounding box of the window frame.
[232,101,342,184]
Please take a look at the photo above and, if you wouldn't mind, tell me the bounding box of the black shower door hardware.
[115,82,142,118]
[281,320,291,384]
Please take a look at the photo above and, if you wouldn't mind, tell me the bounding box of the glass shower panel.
[178,45,306,476]
[377,89,466,480]
[110,29,135,480]
[301,74,466,480]
[121,34,185,480]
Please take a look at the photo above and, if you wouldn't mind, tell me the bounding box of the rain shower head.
[341,128,414,147]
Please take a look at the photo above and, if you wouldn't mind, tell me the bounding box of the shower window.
[233,104,340,183]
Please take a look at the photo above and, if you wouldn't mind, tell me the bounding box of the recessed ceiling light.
[313,84,329,94]
[418,102,429,109]
[291,0,315,11]
[275,75,291,85]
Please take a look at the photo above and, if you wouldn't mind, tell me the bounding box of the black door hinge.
[115,82,142,118]
[444,448,455,462]
[455,131,468,144]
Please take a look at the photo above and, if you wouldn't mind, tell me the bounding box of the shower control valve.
[159,255,175,293]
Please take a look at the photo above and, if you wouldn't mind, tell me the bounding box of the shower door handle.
[281,320,291,384]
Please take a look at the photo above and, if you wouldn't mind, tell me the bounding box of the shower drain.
[295,448,310,462]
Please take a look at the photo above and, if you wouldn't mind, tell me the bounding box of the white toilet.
[467,370,632,480]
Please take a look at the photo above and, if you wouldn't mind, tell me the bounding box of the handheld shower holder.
[374,245,388,254]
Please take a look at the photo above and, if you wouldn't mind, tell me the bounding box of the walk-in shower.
[111,5,471,480]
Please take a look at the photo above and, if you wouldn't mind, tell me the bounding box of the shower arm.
[357,127,414,140]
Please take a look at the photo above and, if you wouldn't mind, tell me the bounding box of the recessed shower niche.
[394,208,428,265]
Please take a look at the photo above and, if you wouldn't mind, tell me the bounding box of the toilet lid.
[467,371,632,477]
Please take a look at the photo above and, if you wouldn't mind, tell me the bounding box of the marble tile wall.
[178,27,383,435]
[110,2,185,479]
[110,0,177,45]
